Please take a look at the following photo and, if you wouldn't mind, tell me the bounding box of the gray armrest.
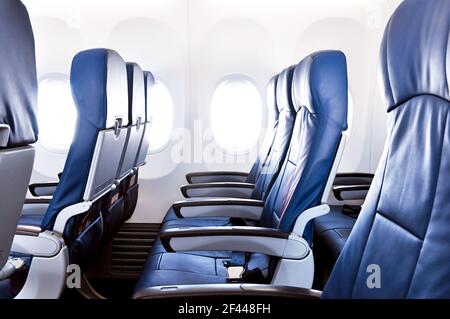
[160,226,309,259]
[172,198,264,220]
[29,182,58,197]
[186,171,248,184]
[134,283,321,299]
[333,185,371,201]
[181,182,255,198]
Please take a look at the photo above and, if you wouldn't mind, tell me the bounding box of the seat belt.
[225,252,266,283]
[224,252,246,281]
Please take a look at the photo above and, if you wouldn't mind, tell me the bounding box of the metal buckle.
[9,258,25,270]
[226,266,245,281]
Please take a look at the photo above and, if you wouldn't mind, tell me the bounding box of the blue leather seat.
[162,67,296,225]
[0,0,38,299]
[133,50,348,294]
[120,70,155,222]
[323,0,450,298]
[17,48,130,269]
[100,62,146,238]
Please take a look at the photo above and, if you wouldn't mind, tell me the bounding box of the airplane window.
[211,78,262,152]
[147,81,174,153]
[37,73,77,153]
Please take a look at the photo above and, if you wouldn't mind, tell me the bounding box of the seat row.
[133,50,349,294]
[132,0,450,299]
[0,0,153,298]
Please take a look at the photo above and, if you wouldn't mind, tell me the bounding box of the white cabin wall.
[23,0,402,223]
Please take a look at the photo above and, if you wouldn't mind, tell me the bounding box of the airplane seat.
[9,48,129,298]
[133,50,348,296]
[323,0,450,298]
[163,67,295,226]
[44,48,128,267]
[103,62,146,236]
[121,70,155,222]
[0,0,38,299]
[185,75,279,185]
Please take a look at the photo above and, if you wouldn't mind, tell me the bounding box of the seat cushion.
[163,206,232,225]
[136,206,271,293]
[134,250,270,294]
[18,202,47,227]
[157,206,251,257]
[18,214,44,228]
[314,206,356,261]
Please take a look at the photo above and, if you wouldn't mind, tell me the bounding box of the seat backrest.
[247,75,279,183]
[323,0,450,298]
[260,51,348,243]
[251,67,296,200]
[41,49,129,231]
[135,71,155,167]
[116,62,146,180]
[0,0,38,270]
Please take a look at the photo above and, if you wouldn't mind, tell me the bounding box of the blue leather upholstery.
[260,51,348,241]
[0,0,38,147]
[251,67,296,200]
[41,49,128,231]
[314,207,356,262]
[247,75,279,183]
[323,0,450,298]
[134,51,348,293]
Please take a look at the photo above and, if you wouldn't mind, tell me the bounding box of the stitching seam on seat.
[405,107,449,297]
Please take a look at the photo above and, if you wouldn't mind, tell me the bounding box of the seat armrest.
[11,230,64,257]
[334,173,374,186]
[134,283,321,299]
[186,171,248,184]
[333,185,371,201]
[172,198,264,220]
[29,182,58,197]
[160,226,309,259]
[181,182,255,198]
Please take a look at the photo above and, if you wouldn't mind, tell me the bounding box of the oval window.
[211,78,262,152]
[147,81,174,153]
[37,73,77,153]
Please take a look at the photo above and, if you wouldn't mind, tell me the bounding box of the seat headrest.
[266,75,279,125]
[70,48,128,129]
[126,63,146,126]
[0,0,38,147]
[276,66,296,113]
[143,71,155,123]
[380,0,450,112]
[292,50,348,130]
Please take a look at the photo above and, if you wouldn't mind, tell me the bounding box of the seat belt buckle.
[226,266,245,281]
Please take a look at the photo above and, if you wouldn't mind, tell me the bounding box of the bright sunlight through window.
[38,74,77,153]
[211,78,262,152]
[147,81,174,153]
